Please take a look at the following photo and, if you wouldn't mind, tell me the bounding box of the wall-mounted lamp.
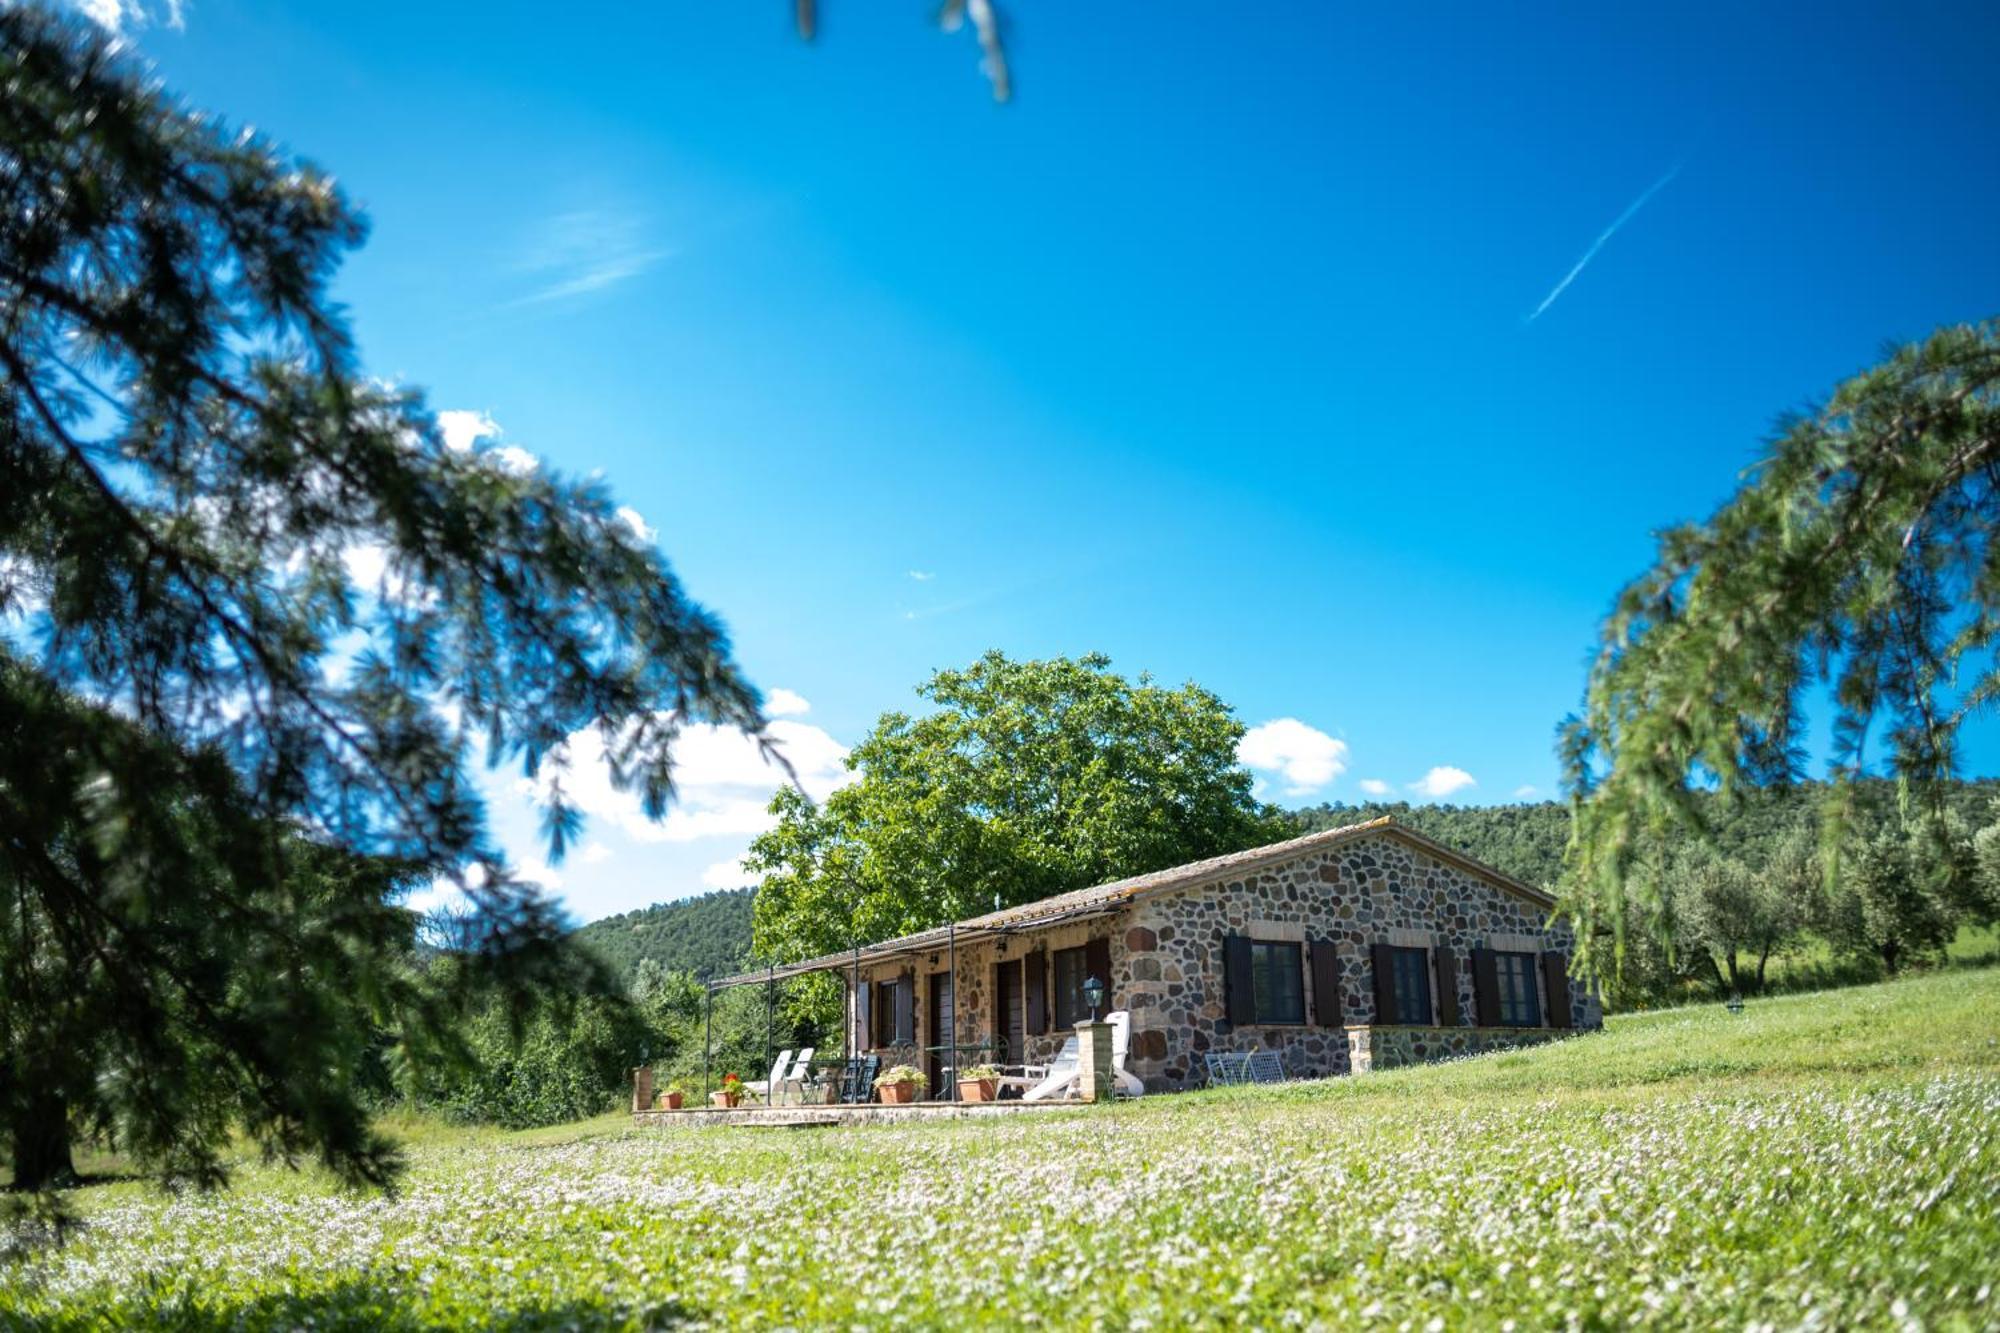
[1083,975,1107,1023]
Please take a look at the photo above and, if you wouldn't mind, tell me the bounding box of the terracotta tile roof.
[709,816,1557,988]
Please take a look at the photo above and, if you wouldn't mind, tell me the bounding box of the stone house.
[726,817,1600,1091]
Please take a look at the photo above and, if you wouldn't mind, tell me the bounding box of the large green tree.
[747,651,1283,967]
[0,8,765,1194]
[1562,320,2000,969]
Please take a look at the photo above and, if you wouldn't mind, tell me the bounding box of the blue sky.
[103,1,2000,921]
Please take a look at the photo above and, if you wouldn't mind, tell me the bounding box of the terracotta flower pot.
[711,1090,742,1109]
[662,1091,684,1110]
[878,1080,918,1105]
[957,1078,998,1103]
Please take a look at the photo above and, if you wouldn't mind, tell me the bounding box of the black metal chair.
[837,1054,880,1104]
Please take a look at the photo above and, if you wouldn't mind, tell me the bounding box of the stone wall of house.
[840,830,1599,1096]
[1120,830,1600,1090]
[1343,1024,1564,1073]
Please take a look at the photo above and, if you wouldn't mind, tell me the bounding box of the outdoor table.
[922,1040,997,1101]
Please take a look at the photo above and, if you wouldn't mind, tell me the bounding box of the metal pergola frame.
[697,899,1125,1102]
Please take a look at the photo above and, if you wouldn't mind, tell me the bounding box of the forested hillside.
[572,888,755,981]
[573,779,2000,993]
[1292,778,2000,891]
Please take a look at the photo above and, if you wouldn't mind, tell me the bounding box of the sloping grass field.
[4,969,1997,1330]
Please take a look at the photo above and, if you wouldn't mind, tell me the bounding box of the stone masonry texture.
[844,828,1600,1093]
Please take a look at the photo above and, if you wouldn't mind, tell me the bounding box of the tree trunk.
[1702,951,1729,995]
[8,1090,76,1192]
[1754,945,1772,992]
[1881,939,1902,975]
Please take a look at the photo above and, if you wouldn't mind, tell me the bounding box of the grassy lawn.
[3,971,1996,1330]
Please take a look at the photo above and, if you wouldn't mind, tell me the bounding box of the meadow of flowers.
[3,968,1996,1330]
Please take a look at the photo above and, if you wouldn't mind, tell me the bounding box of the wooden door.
[926,970,953,1098]
[994,959,1025,1063]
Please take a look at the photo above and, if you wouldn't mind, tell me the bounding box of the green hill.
[1291,776,2000,891]
[571,887,754,982]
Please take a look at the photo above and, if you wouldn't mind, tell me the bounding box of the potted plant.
[661,1081,687,1111]
[957,1064,1002,1103]
[711,1072,746,1109]
[874,1064,927,1105]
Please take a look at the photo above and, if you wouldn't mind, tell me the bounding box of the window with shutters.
[1389,946,1433,1025]
[1250,941,1305,1024]
[872,978,913,1045]
[1494,951,1540,1027]
[871,980,894,1046]
[1051,945,1090,1029]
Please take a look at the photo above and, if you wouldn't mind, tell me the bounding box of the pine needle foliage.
[1562,319,2000,973]
[0,8,765,1197]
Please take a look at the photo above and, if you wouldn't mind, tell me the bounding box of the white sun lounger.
[742,1048,793,1103]
[776,1046,816,1105]
[1017,1012,1146,1100]
[1020,1036,1081,1101]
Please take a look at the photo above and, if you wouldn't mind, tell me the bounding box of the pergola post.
[946,920,958,1102]
[702,983,713,1099]
[765,961,775,1101]
[849,939,861,1104]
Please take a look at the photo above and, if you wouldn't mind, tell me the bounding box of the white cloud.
[1410,766,1477,799]
[701,856,764,891]
[1237,718,1348,798]
[434,409,536,475]
[402,879,469,918]
[437,409,500,454]
[512,210,669,305]
[907,570,936,582]
[71,0,183,32]
[516,858,564,890]
[485,444,540,476]
[764,688,811,717]
[616,506,656,543]
[0,554,45,628]
[520,716,853,847]
[1357,778,1391,797]
[1513,784,1540,799]
[404,856,564,916]
[341,542,388,589]
[579,841,614,864]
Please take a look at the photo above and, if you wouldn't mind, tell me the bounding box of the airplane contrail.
[1526,162,1683,322]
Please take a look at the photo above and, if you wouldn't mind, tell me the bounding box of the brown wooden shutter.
[856,975,872,1049]
[1369,942,1399,1025]
[1084,936,1113,1012]
[1541,952,1573,1029]
[1470,948,1500,1027]
[1223,934,1255,1026]
[895,969,916,1043]
[1025,947,1048,1034]
[1433,947,1461,1026]
[1309,939,1343,1027]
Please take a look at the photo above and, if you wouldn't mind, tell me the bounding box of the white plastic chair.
[1108,1011,1145,1098]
